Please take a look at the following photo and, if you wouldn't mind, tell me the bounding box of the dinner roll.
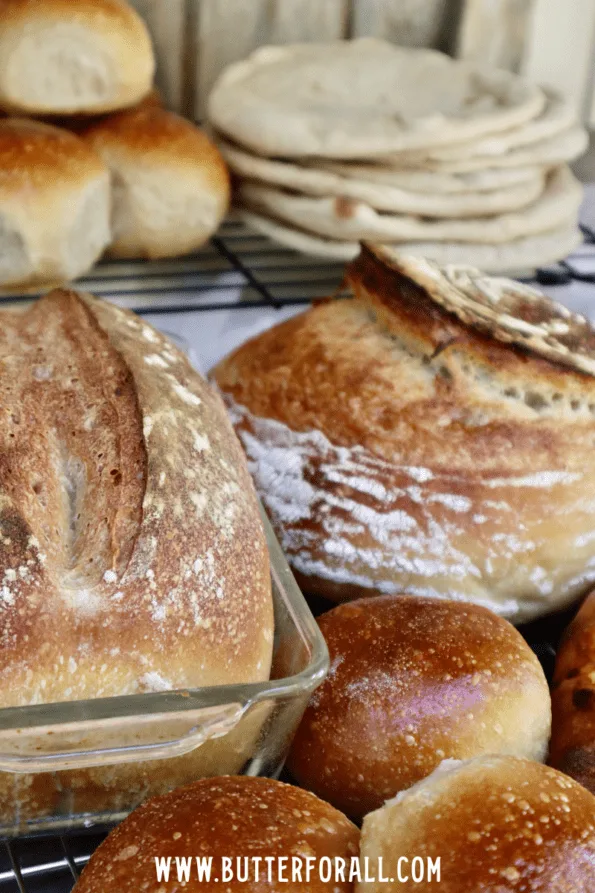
[74,777,360,893]
[0,119,110,289]
[550,592,595,792]
[358,756,595,892]
[84,106,230,259]
[286,596,551,820]
[0,0,155,115]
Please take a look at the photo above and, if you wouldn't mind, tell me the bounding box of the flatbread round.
[313,160,545,195]
[221,140,545,218]
[389,90,577,162]
[387,126,588,173]
[238,166,582,244]
[241,209,582,273]
[375,248,595,375]
[208,39,545,158]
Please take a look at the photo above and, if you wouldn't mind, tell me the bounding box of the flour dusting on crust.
[225,394,595,622]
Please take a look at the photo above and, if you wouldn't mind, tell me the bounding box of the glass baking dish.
[0,509,329,838]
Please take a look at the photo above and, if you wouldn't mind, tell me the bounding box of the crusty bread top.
[0,0,146,31]
[368,245,595,375]
[0,118,106,192]
[215,247,595,477]
[0,289,272,708]
[74,777,360,893]
[0,0,155,114]
[359,755,595,892]
[84,107,230,191]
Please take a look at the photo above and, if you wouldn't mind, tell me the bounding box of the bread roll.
[0,118,110,289]
[0,0,155,115]
[550,592,595,792]
[73,776,360,893]
[358,756,595,892]
[0,288,273,707]
[83,106,230,259]
[213,246,595,623]
[286,596,550,820]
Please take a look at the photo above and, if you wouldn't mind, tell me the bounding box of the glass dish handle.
[0,703,244,773]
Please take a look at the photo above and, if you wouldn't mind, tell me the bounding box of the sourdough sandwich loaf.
[0,289,273,709]
[213,247,595,623]
[0,0,155,115]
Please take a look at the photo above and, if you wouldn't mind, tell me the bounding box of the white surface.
[144,303,305,376]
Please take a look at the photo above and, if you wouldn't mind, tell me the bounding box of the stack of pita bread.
[207,39,588,273]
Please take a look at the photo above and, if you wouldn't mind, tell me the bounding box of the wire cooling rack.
[2,213,595,891]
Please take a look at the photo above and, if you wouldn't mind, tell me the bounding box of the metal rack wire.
[1,216,595,891]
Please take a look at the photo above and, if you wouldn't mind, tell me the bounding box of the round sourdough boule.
[358,756,595,893]
[286,596,551,820]
[73,776,360,893]
[213,245,595,622]
[0,118,111,289]
[84,106,230,259]
[0,0,155,115]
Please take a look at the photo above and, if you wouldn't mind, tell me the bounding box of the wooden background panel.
[351,0,452,50]
[455,0,536,71]
[194,0,349,118]
[128,0,187,109]
[522,0,595,114]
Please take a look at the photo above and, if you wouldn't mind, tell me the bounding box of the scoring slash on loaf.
[83,105,231,260]
[0,0,155,115]
[357,756,595,892]
[287,596,551,821]
[213,246,595,623]
[0,118,111,289]
[0,288,273,708]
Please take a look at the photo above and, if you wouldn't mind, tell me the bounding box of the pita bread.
[241,209,582,273]
[373,248,595,375]
[238,166,582,244]
[208,39,545,158]
[388,89,578,163]
[312,160,544,195]
[221,141,545,218]
[388,126,588,173]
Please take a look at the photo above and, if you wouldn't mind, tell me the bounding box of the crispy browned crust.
[213,247,595,621]
[73,776,360,893]
[0,288,273,708]
[287,596,550,821]
[550,592,595,792]
[360,756,595,893]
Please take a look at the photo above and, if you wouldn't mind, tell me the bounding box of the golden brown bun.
[74,776,360,893]
[0,0,155,115]
[358,756,595,893]
[286,596,550,820]
[0,118,110,288]
[213,246,595,623]
[83,106,230,259]
[550,592,595,792]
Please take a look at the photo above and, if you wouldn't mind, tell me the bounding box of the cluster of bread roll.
[73,596,595,891]
[0,0,229,292]
[208,39,586,273]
